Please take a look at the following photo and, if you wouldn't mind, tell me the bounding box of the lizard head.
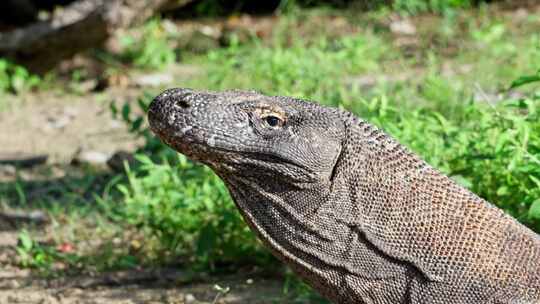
[149,88,350,285]
[148,88,344,185]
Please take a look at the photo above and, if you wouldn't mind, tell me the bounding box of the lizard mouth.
[148,112,238,168]
[150,114,314,179]
[149,120,210,162]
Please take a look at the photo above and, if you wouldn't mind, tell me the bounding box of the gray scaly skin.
[148,88,540,304]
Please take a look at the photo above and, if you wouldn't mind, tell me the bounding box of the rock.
[109,119,124,130]
[70,79,99,93]
[220,26,254,47]
[183,29,220,53]
[46,115,71,130]
[72,150,110,166]
[132,72,174,87]
[0,164,16,177]
[390,19,417,35]
[6,280,20,289]
[184,294,197,304]
[0,0,196,74]
[514,8,528,21]
[45,106,78,131]
[107,150,136,172]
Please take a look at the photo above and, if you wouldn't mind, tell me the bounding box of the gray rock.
[390,19,417,35]
[132,73,174,87]
[72,150,110,166]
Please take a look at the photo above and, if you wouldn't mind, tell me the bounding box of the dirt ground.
[1,215,289,304]
[0,254,286,304]
[0,64,203,164]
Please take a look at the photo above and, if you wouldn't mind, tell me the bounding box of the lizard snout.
[148,87,195,120]
[151,88,194,111]
[148,88,195,138]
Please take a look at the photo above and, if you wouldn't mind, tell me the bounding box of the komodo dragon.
[148,88,540,303]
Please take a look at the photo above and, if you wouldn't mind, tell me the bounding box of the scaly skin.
[148,88,540,304]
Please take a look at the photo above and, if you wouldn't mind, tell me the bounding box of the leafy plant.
[510,69,540,89]
[120,19,177,69]
[530,199,540,221]
[392,0,474,14]
[16,230,55,270]
[15,227,145,275]
[109,92,167,155]
[205,33,385,100]
[117,154,272,268]
[0,59,40,94]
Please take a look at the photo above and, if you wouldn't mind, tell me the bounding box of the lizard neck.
[224,177,351,299]
[223,173,415,303]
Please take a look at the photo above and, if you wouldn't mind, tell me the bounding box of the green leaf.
[137,97,150,112]
[509,70,540,89]
[117,255,138,268]
[451,175,472,189]
[196,224,217,257]
[121,103,131,122]
[130,117,144,132]
[18,230,33,251]
[109,101,118,118]
[496,186,509,196]
[529,199,540,220]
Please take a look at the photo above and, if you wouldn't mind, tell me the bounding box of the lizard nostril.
[176,99,190,109]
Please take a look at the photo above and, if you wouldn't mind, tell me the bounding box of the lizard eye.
[264,115,284,128]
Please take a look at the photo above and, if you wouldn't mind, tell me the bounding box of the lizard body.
[148,88,540,303]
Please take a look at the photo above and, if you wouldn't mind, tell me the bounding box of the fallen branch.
[0,210,49,229]
[0,0,193,74]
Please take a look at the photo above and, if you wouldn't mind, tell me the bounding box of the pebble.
[184,293,197,304]
[73,150,110,166]
[390,19,417,35]
[132,73,174,87]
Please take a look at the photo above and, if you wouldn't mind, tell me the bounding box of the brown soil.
[0,267,288,304]
[0,90,138,164]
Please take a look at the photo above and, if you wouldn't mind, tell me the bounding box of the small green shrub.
[510,69,540,90]
[205,33,386,100]
[0,59,40,95]
[392,0,474,14]
[120,19,177,69]
[117,154,271,268]
[16,230,54,270]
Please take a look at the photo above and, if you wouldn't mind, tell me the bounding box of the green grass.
[392,0,475,14]
[117,154,272,268]
[3,4,540,302]
[115,6,540,269]
[0,59,40,97]
[189,0,482,16]
[118,19,177,70]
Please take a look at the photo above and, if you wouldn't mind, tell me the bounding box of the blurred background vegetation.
[0,0,539,303]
